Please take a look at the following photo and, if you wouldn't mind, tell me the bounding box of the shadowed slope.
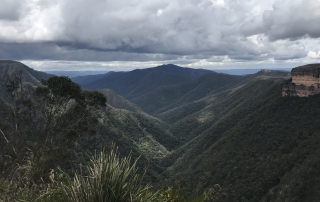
[157,77,320,201]
[131,72,245,115]
[0,61,179,183]
[99,88,142,113]
[72,64,212,99]
[0,60,52,84]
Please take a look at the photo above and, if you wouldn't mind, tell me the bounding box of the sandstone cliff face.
[282,64,320,97]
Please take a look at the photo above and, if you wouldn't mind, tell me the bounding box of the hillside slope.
[0,60,53,99]
[0,61,179,181]
[157,77,320,201]
[131,72,245,115]
[99,88,143,113]
[4,61,317,201]
[129,70,288,143]
[72,64,212,99]
[0,60,52,84]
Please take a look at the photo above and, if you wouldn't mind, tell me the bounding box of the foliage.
[72,64,210,100]
[11,147,220,202]
[160,78,320,201]
[3,63,317,201]
[156,186,201,202]
[155,186,222,202]
[46,147,157,202]
[131,73,244,116]
[0,75,106,199]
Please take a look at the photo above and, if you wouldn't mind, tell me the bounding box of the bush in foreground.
[2,146,221,202]
[48,147,157,202]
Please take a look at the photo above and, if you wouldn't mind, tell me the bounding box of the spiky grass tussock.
[50,147,157,202]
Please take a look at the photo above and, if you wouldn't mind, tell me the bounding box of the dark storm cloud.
[0,0,22,21]
[0,42,180,62]
[0,0,318,67]
[47,0,272,59]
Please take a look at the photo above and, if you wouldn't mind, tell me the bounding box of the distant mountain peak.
[151,64,212,78]
[157,64,180,67]
[153,64,185,70]
[72,64,213,95]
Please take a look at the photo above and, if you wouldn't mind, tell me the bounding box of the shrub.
[48,147,157,202]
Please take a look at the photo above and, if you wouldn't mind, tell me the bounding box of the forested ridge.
[1,60,319,201]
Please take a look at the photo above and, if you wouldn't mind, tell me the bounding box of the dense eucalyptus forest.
[1,60,320,202]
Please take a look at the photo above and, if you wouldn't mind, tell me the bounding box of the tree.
[0,75,106,185]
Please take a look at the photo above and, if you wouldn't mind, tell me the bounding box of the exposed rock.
[282,64,320,97]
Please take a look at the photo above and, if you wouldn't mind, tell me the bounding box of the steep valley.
[73,64,320,201]
[2,61,320,201]
[158,79,320,201]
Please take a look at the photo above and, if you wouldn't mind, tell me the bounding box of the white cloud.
[0,0,319,70]
[308,51,320,59]
[242,0,320,41]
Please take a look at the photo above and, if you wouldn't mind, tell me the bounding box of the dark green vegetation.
[158,79,320,201]
[45,71,109,78]
[17,146,218,202]
[0,71,108,200]
[48,147,158,202]
[291,63,320,73]
[72,64,212,99]
[2,60,320,201]
[0,61,177,201]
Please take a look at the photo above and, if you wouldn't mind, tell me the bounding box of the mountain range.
[2,60,320,201]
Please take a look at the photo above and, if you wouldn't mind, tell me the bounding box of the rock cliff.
[282,64,320,97]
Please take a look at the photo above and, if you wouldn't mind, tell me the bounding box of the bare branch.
[0,128,9,143]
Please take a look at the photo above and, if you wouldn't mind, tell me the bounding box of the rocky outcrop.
[282,64,320,97]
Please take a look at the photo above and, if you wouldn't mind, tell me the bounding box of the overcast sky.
[0,0,320,71]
